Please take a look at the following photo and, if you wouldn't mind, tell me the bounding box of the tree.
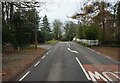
[2,2,42,49]
[40,15,51,43]
[78,1,116,44]
[116,1,120,45]
[63,21,76,41]
[53,19,62,40]
[84,24,101,40]
[77,25,85,39]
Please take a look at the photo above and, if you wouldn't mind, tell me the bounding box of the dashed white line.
[76,57,91,80]
[46,52,49,55]
[42,55,45,59]
[34,61,40,66]
[49,50,51,52]
[67,48,79,54]
[46,50,51,55]
[19,71,30,81]
[87,47,101,55]
[87,47,95,52]
[96,52,101,55]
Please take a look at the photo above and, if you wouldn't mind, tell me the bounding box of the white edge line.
[48,50,51,53]
[97,52,101,55]
[87,47,101,54]
[87,47,120,64]
[46,50,51,54]
[76,57,91,80]
[34,61,40,66]
[42,55,45,59]
[46,52,49,54]
[19,71,30,81]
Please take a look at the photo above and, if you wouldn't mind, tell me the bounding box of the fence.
[73,38,99,46]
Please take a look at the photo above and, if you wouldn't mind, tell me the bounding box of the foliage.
[77,1,118,45]
[76,24,101,40]
[53,19,62,40]
[2,2,41,49]
[77,41,90,47]
[77,25,85,39]
[116,1,120,45]
[46,40,60,45]
[63,21,77,41]
[84,24,101,40]
[40,15,52,43]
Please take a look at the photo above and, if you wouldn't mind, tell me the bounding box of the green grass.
[46,40,60,44]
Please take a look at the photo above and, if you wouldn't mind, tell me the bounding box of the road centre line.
[66,42,70,47]
[76,57,91,80]
[19,71,30,81]
[67,48,79,54]
[34,61,40,67]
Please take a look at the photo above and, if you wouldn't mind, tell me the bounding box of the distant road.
[17,42,120,82]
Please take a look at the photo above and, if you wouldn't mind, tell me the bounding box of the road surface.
[17,42,120,82]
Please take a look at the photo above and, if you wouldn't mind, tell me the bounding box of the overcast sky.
[38,0,119,24]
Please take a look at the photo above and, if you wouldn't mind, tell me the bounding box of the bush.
[77,41,90,47]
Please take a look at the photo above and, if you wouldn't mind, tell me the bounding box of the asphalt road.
[17,42,120,82]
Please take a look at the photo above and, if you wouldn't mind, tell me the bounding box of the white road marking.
[34,61,40,66]
[19,71,30,81]
[46,52,49,55]
[87,47,102,55]
[49,50,51,52]
[96,52,101,55]
[87,47,120,63]
[67,48,79,54]
[114,72,120,74]
[87,47,95,52]
[66,42,70,47]
[88,71,108,82]
[75,57,91,80]
[42,55,45,59]
[46,50,51,54]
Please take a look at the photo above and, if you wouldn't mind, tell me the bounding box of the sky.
[38,0,119,24]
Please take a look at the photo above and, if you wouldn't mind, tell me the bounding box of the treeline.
[2,2,52,50]
[63,1,120,46]
[54,1,120,46]
[2,2,41,49]
[2,1,120,50]
[2,2,59,50]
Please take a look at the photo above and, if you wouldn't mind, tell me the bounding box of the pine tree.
[40,15,51,42]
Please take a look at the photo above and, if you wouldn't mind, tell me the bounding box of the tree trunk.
[2,2,4,21]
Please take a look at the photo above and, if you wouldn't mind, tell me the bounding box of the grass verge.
[46,40,60,45]
[2,47,46,81]
[76,41,90,47]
